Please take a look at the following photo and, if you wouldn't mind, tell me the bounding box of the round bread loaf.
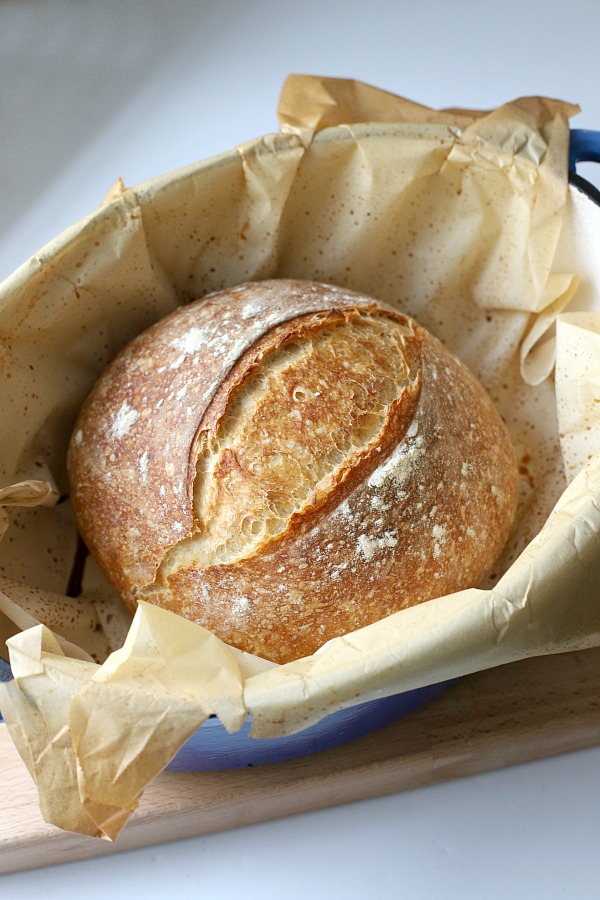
[67,280,519,664]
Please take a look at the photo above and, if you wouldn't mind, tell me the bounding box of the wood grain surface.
[2,646,600,875]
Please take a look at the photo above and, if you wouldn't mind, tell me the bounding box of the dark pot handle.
[569,129,600,171]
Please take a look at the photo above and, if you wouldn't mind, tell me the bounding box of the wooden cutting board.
[2,646,600,875]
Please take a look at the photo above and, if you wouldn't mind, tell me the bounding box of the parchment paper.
[1,75,599,840]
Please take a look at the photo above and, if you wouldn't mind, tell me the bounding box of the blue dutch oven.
[0,657,10,684]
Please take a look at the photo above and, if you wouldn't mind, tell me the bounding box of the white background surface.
[2,1,600,897]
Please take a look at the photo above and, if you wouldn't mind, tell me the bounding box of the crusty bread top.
[68,280,519,663]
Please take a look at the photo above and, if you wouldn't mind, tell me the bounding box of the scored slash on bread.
[68,280,519,664]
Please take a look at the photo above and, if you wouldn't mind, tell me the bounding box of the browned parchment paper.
[2,76,599,840]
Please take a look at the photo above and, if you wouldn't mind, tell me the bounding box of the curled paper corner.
[0,479,59,508]
[0,478,59,542]
[0,625,106,837]
[4,618,95,676]
[0,604,251,839]
[102,176,127,205]
[519,274,581,385]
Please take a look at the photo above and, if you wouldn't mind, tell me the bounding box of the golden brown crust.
[68,280,519,664]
